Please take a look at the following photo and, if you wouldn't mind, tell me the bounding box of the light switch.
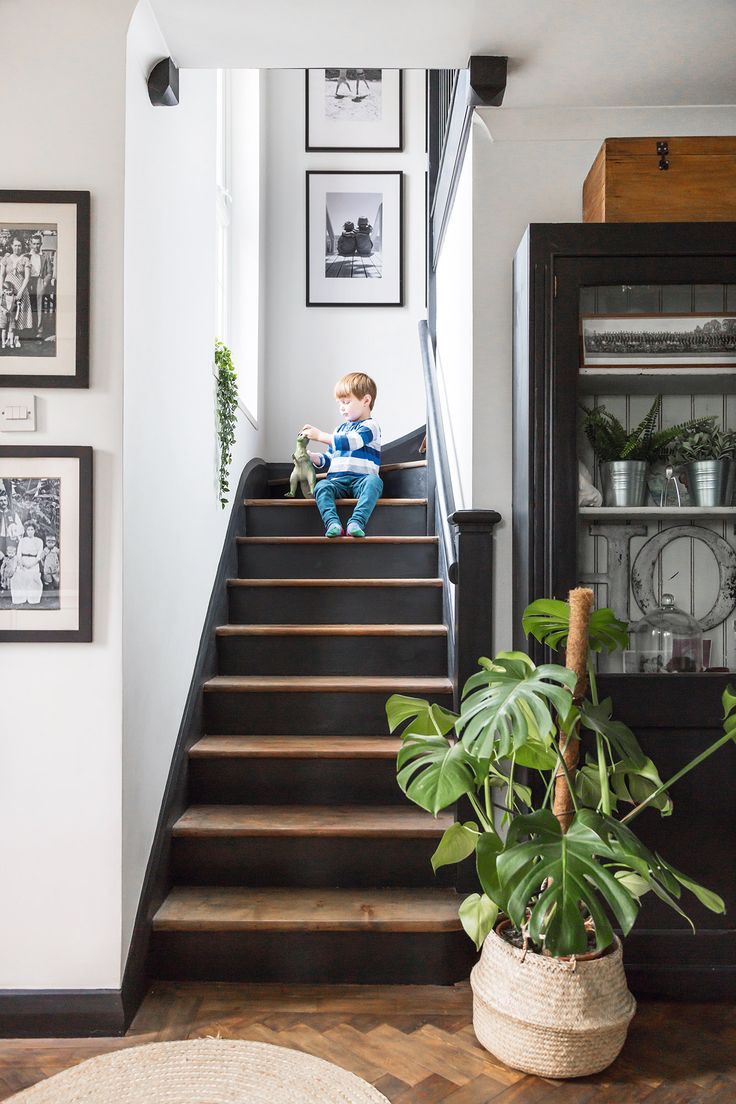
[0,393,36,431]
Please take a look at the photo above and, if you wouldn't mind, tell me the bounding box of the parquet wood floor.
[0,983,734,1102]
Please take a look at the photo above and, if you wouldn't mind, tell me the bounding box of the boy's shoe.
[325,523,344,538]
[346,521,365,538]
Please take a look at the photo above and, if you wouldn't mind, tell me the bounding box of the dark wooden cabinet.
[512,223,736,999]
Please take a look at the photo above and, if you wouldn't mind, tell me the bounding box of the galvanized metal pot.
[685,459,736,507]
[600,461,648,507]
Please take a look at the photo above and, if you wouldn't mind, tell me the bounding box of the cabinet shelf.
[579,506,736,520]
[579,366,736,394]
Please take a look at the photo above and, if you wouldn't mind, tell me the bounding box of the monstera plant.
[387,591,733,958]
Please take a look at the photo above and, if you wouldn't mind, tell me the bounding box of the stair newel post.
[449,510,502,706]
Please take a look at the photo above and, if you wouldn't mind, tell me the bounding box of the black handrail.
[419,319,501,700]
[419,319,458,586]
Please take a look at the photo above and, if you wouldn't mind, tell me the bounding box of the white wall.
[123,6,264,956]
[0,0,134,989]
[434,142,474,507]
[264,68,427,462]
[469,105,736,651]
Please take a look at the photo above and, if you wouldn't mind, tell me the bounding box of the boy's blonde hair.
[335,372,377,409]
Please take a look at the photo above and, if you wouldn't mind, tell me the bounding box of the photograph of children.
[324,68,383,123]
[0,476,61,609]
[0,225,57,358]
[325,192,383,279]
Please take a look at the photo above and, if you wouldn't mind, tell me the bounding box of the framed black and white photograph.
[0,191,90,388]
[0,446,92,641]
[581,313,736,368]
[306,171,403,307]
[305,69,403,152]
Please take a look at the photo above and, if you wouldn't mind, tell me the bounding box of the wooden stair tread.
[173,805,452,837]
[191,736,402,758]
[227,577,443,588]
[216,624,447,637]
[244,498,426,506]
[153,887,464,932]
[237,536,437,544]
[204,675,453,693]
[267,460,427,486]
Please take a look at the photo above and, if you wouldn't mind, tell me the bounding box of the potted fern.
[671,421,736,507]
[580,396,710,507]
[387,589,734,1078]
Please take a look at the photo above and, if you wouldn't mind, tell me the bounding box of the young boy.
[0,281,18,350]
[302,372,382,538]
[41,533,61,590]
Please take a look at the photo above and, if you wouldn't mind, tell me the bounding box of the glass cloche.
[629,594,703,674]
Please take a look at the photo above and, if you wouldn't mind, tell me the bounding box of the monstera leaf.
[579,698,646,769]
[459,893,499,951]
[611,757,673,815]
[396,734,476,814]
[496,809,639,956]
[522,599,629,655]
[600,816,724,918]
[430,821,480,872]
[456,653,576,762]
[386,694,458,737]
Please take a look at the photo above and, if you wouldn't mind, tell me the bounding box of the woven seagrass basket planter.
[470,926,637,1079]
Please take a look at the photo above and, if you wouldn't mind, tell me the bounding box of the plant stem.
[621,730,734,825]
[596,733,612,816]
[587,659,600,707]
[507,754,516,813]
[483,777,492,821]
[468,791,495,834]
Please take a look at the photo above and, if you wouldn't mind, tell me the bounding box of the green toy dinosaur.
[285,433,317,498]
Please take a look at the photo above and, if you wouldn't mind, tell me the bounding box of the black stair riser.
[228,584,443,625]
[171,836,452,888]
[151,930,476,984]
[266,467,427,500]
[237,543,437,580]
[217,634,447,676]
[245,504,427,537]
[189,757,405,805]
[204,690,454,736]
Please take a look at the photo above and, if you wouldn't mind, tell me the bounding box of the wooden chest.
[583,136,736,222]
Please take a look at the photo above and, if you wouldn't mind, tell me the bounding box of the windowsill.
[238,400,258,430]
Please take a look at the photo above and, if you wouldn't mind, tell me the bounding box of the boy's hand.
[301,424,331,445]
[308,451,322,467]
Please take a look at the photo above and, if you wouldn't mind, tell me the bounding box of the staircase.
[150,461,475,984]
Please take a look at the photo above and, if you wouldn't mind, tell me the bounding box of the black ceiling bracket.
[467,55,508,108]
[148,57,180,107]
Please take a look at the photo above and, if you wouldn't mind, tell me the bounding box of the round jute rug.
[8,1038,391,1104]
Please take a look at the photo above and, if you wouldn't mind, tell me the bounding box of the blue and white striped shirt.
[314,418,381,479]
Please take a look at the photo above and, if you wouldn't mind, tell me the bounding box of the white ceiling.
[150,0,736,108]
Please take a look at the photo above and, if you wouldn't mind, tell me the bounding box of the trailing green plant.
[580,396,712,464]
[215,339,239,509]
[387,594,734,957]
[670,421,736,463]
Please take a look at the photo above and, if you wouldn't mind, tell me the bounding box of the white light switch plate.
[0,392,36,432]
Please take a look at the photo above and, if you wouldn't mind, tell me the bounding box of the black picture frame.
[0,445,92,642]
[305,69,403,152]
[306,170,404,308]
[0,190,90,388]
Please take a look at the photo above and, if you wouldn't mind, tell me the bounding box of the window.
[216,69,260,426]
[215,69,232,345]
